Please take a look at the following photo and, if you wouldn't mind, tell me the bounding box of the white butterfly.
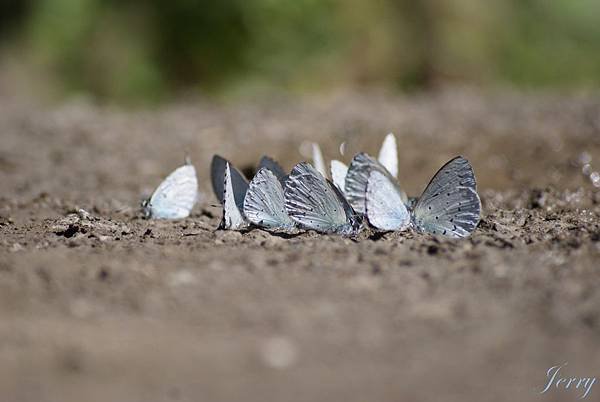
[142,161,199,219]
[284,162,361,235]
[365,156,481,238]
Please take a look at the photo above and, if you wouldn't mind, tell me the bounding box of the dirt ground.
[1,89,600,402]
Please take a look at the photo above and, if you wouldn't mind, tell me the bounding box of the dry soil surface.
[1,90,600,402]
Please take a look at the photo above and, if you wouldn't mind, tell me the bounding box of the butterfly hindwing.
[145,163,198,219]
[365,170,410,231]
[412,156,481,238]
[243,167,295,231]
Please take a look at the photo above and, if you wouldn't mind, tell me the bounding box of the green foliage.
[4,0,600,102]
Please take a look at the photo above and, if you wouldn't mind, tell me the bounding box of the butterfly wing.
[243,168,295,230]
[221,163,249,230]
[146,164,198,219]
[284,162,351,234]
[345,152,408,215]
[211,155,248,204]
[365,170,410,231]
[377,133,398,178]
[412,156,481,238]
[311,143,327,178]
[330,159,348,194]
[258,155,287,185]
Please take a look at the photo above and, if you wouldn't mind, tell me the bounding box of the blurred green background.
[1,0,600,103]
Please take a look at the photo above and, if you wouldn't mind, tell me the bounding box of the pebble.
[260,336,298,369]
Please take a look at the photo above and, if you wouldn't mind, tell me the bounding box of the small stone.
[168,270,196,287]
[260,337,298,369]
[77,209,92,220]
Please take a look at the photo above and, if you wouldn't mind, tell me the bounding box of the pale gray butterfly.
[284,162,361,235]
[142,161,198,219]
[412,156,481,238]
[258,155,287,185]
[220,162,250,230]
[345,152,408,215]
[243,167,295,231]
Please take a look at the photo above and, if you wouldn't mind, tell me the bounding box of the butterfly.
[284,162,361,235]
[142,160,199,219]
[365,156,481,238]
[243,167,296,231]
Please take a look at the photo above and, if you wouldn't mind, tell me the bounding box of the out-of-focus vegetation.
[1,0,600,103]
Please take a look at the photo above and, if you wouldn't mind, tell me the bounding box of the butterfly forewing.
[146,164,198,219]
[330,160,348,194]
[377,133,398,178]
[412,156,481,238]
[365,170,410,231]
[211,155,248,205]
[243,168,295,231]
[284,162,350,233]
[311,143,327,178]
